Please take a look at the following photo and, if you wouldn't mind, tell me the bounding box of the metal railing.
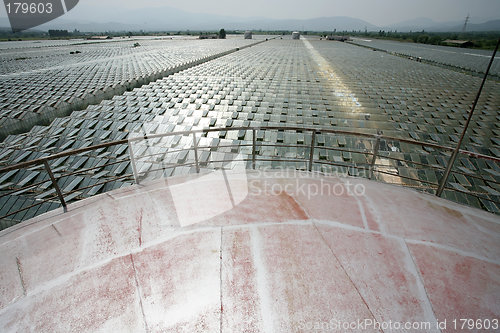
[0,125,499,227]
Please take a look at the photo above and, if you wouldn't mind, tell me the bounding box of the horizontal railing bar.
[458,150,500,162]
[377,152,446,170]
[132,155,500,204]
[57,158,130,179]
[128,126,447,150]
[1,126,498,175]
[62,174,135,198]
[0,138,129,173]
[0,159,133,199]
[441,187,500,204]
[371,168,439,187]
[372,169,500,204]
[135,156,497,186]
[0,126,498,223]
[0,196,59,221]
[450,169,500,186]
[1,174,135,221]
[138,144,453,175]
[136,147,498,187]
[0,178,50,199]
[134,141,486,176]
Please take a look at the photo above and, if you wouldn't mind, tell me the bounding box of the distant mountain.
[38,19,145,33]
[228,16,378,32]
[429,19,500,32]
[54,6,240,31]
[41,14,377,32]
[0,5,498,33]
[386,17,500,32]
[0,5,376,32]
[385,17,439,32]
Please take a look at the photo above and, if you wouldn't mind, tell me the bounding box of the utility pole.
[462,14,470,32]
[436,37,500,197]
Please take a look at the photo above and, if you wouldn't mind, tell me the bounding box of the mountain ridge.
[0,7,498,33]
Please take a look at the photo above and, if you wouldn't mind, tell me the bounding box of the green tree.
[429,35,442,45]
[417,34,429,44]
[219,29,226,39]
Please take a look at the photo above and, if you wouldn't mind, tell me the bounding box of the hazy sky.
[82,0,499,24]
[1,0,499,25]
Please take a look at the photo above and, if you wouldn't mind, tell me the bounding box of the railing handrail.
[0,125,498,225]
[2,125,498,175]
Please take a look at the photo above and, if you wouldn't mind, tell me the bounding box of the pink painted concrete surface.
[0,170,498,332]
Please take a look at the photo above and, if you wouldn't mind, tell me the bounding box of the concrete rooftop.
[0,170,498,332]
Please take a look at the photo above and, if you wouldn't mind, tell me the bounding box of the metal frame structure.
[436,37,500,196]
[1,125,498,223]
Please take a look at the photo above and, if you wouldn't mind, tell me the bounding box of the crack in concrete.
[51,224,62,237]
[312,222,384,333]
[130,254,149,333]
[16,257,26,296]
[219,227,223,333]
[401,240,441,333]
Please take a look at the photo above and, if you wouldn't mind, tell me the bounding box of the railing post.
[252,129,256,170]
[308,131,316,172]
[436,36,500,197]
[128,140,140,184]
[43,160,67,213]
[192,132,200,174]
[369,135,381,179]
